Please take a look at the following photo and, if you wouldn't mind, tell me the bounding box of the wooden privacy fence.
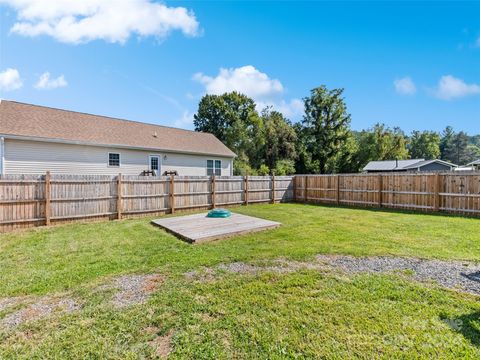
[1,172,480,232]
[0,174,294,232]
[295,173,480,216]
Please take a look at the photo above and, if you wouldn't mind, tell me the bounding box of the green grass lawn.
[1,203,480,358]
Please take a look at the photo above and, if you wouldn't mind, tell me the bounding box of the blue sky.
[1,1,479,134]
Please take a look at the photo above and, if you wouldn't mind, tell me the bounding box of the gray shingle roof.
[363,158,457,172]
[467,159,480,166]
[363,159,425,171]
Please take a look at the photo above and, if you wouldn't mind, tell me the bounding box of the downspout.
[0,137,4,175]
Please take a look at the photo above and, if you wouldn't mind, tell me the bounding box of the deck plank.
[151,212,280,243]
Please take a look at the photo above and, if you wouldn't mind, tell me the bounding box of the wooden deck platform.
[151,212,281,243]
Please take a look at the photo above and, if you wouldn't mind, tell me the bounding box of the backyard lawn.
[1,203,480,358]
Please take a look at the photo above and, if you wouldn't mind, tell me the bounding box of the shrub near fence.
[0,174,294,232]
[295,173,480,216]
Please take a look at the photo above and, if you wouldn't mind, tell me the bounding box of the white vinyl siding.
[4,139,233,176]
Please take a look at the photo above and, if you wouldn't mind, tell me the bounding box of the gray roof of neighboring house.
[363,159,425,171]
[402,159,457,170]
[467,159,480,165]
[0,100,236,158]
[363,158,457,172]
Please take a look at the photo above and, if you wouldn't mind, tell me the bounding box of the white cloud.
[0,68,23,91]
[173,110,194,129]
[394,77,416,95]
[433,75,480,100]
[193,65,284,99]
[1,0,200,44]
[258,98,304,118]
[34,72,67,90]
[193,65,305,119]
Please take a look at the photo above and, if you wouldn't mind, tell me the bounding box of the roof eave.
[1,134,236,158]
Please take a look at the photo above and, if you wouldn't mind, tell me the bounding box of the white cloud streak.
[394,76,416,95]
[433,75,480,100]
[1,0,200,44]
[34,72,68,90]
[0,68,23,91]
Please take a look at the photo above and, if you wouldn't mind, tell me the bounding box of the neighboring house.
[363,159,457,173]
[467,159,480,170]
[0,100,235,176]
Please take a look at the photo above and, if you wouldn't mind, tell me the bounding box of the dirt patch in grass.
[185,255,480,296]
[111,274,164,308]
[1,298,79,330]
[149,330,173,359]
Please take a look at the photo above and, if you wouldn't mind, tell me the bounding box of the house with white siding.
[0,100,235,176]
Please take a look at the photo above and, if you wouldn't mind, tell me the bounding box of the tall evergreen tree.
[440,126,455,161]
[300,86,351,174]
[259,107,297,172]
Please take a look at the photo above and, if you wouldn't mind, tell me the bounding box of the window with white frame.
[108,153,120,167]
[207,159,222,176]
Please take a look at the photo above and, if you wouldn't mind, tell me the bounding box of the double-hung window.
[207,159,222,176]
[108,153,120,167]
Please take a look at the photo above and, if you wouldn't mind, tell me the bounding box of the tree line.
[193,86,480,175]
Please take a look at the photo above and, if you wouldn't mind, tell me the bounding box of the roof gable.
[0,100,236,158]
[402,159,457,170]
[363,159,425,171]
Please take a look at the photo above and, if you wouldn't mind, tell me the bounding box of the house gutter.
[0,134,236,159]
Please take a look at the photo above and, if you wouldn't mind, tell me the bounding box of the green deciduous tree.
[409,130,441,159]
[353,124,409,169]
[300,86,351,174]
[193,92,263,174]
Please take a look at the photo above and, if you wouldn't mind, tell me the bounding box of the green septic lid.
[207,208,232,218]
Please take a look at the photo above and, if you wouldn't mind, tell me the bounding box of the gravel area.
[0,297,25,312]
[111,274,164,308]
[316,255,480,295]
[1,298,79,329]
[186,256,480,296]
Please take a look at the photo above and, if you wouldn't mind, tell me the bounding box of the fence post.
[377,174,383,207]
[271,174,276,204]
[336,175,340,205]
[45,171,51,226]
[244,174,249,206]
[170,174,175,214]
[211,175,216,209]
[304,176,308,202]
[434,173,441,212]
[292,175,297,202]
[117,173,123,220]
